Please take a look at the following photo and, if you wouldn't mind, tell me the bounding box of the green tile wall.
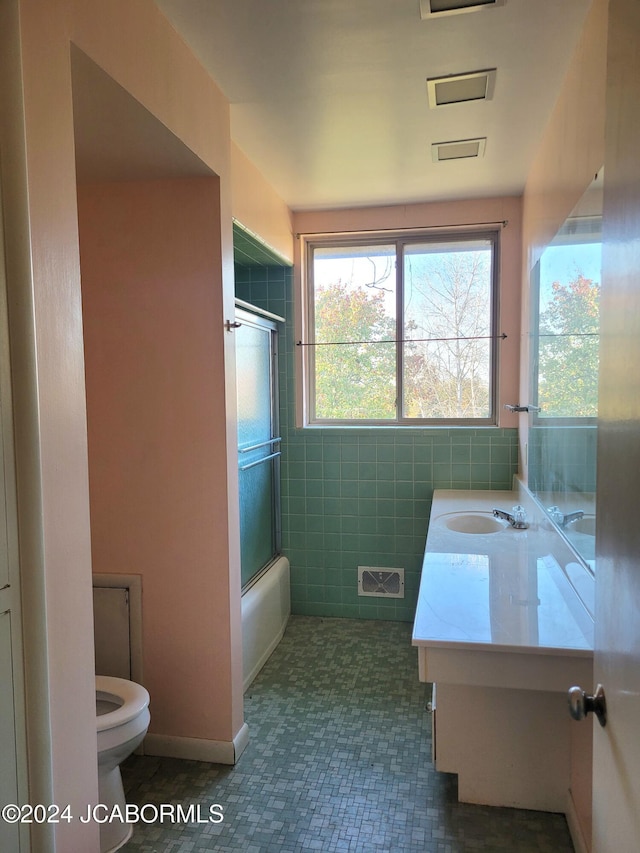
[528,424,597,493]
[235,264,519,622]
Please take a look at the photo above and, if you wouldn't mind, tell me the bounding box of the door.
[0,176,28,851]
[235,306,281,589]
[592,1,640,848]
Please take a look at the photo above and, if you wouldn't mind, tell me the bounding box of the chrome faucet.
[547,506,584,528]
[563,510,585,526]
[493,506,529,529]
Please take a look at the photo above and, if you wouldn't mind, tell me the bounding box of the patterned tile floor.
[121,616,574,852]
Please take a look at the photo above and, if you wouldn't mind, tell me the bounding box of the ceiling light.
[420,0,505,19]
[431,138,487,162]
[426,69,496,108]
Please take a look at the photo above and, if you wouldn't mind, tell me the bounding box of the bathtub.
[241,555,290,692]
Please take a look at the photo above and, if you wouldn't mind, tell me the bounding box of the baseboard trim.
[144,724,250,765]
[233,722,250,762]
[566,790,590,853]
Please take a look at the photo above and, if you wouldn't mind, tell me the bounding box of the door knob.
[568,684,607,727]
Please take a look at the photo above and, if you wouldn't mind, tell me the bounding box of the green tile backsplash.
[235,264,519,622]
[528,424,597,493]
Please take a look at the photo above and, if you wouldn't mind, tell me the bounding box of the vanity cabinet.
[413,488,594,845]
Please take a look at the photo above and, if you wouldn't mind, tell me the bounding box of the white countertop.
[412,487,594,659]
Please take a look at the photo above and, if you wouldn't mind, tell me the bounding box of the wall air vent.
[427,69,496,108]
[357,567,405,598]
[420,0,505,19]
[432,137,487,162]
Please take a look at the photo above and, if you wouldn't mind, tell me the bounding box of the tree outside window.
[534,230,601,420]
[306,233,498,425]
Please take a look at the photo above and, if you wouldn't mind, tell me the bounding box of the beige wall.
[522,0,608,273]
[79,177,240,741]
[293,196,523,430]
[231,143,294,263]
[519,0,608,482]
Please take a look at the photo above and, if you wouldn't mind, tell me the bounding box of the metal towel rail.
[239,437,282,454]
[239,450,281,472]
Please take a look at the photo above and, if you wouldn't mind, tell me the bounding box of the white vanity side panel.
[435,683,570,812]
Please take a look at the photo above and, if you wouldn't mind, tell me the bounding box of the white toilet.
[96,675,150,853]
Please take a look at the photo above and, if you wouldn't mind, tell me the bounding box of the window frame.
[301,228,501,427]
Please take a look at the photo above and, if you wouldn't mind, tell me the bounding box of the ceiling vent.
[431,137,487,162]
[420,0,505,19]
[427,69,496,107]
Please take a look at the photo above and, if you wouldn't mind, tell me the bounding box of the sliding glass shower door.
[236,305,281,590]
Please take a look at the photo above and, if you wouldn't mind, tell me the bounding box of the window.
[301,231,500,425]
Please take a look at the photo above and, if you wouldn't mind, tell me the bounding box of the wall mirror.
[528,171,602,570]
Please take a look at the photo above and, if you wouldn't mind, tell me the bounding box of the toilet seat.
[96,675,150,731]
[95,675,150,853]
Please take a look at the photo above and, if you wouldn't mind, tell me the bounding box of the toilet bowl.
[96,675,150,853]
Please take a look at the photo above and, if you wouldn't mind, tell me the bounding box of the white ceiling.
[155,0,592,211]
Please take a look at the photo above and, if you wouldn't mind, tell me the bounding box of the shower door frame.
[235,301,283,592]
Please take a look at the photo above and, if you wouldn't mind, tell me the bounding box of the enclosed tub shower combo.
[235,302,290,690]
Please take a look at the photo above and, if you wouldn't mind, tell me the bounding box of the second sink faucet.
[493,506,529,529]
[547,506,585,528]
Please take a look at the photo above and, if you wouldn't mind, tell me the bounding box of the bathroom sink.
[440,512,507,535]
